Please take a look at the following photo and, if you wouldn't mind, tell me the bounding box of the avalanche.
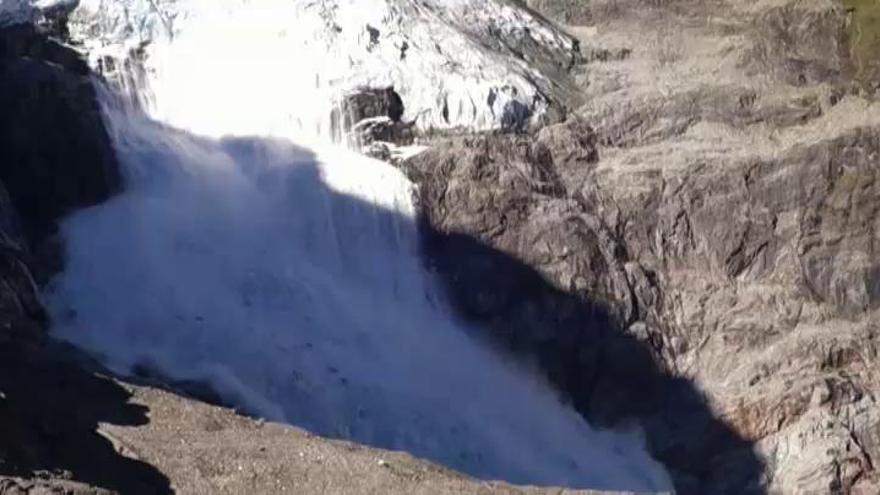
[45,0,672,491]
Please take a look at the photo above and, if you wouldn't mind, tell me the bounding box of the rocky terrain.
[396,0,880,493]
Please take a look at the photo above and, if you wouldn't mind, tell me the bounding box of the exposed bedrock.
[402,120,764,493]
[402,110,880,495]
[404,0,880,492]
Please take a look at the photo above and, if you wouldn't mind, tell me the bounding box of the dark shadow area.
[0,324,172,494]
[417,226,766,494]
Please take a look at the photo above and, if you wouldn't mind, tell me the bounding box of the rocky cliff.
[400,0,880,493]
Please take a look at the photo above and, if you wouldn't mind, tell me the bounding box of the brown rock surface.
[404,0,880,493]
[9,1,880,493]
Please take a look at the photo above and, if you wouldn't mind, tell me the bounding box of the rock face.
[0,16,650,495]
[0,17,120,321]
[523,0,593,25]
[0,19,139,493]
[340,87,405,125]
[0,22,120,247]
[404,121,765,494]
[9,0,880,493]
[402,0,880,493]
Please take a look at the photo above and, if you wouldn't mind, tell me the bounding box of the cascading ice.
[69,0,578,137]
[48,0,672,491]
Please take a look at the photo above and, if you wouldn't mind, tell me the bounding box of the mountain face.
[403,1,880,493]
[3,0,880,493]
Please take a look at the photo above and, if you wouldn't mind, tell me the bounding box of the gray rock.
[340,87,405,124]
[351,117,415,147]
[524,0,593,25]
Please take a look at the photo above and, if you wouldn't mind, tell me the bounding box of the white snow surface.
[69,0,578,136]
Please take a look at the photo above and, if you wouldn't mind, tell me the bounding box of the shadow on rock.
[0,21,167,495]
[0,327,172,494]
[419,226,766,494]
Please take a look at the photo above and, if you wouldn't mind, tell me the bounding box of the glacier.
[43,0,672,491]
[68,0,579,136]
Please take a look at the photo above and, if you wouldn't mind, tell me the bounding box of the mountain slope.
[398,0,880,492]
